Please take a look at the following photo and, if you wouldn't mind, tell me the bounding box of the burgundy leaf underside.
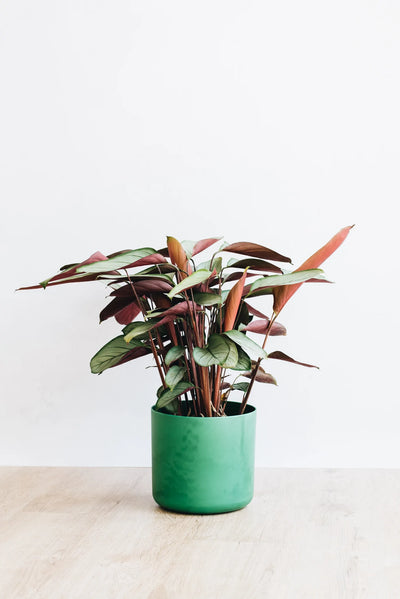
[268,350,318,368]
[192,237,221,256]
[242,319,287,336]
[222,242,292,264]
[99,297,141,325]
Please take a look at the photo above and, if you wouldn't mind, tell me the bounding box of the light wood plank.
[1,468,399,598]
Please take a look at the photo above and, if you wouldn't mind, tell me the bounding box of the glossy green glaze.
[151,402,256,514]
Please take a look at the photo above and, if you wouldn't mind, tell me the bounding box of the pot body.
[151,402,256,514]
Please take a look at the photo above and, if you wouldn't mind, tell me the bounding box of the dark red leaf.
[245,303,269,319]
[228,258,283,274]
[243,369,277,385]
[112,345,152,367]
[223,242,291,263]
[192,237,222,256]
[99,297,141,325]
[268,350,319,368]
[242,319,287,336]
[155,301,200,327]
[110,279,172,297]
[123,253,167,268]
[223,271,258,283]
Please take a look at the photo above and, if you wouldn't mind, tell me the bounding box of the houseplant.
[19,226,353,513]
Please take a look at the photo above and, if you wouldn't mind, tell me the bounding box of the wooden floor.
[0,468,399,598]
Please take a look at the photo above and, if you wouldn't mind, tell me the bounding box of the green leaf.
[223,330,268,360]
[156,381,194,409]
[165,345,185,366]
[193,334,238,368]
[77,248,157,273]
[167,269,212,299]
[248,269,325,296]
[90,336,146,374]
[193,292,222,306]
[232,382,250,393]
[123,321,155,343]
[181,240,196,259]
[229,346,252,371]
[165,365,186,389]
[197,256,222,274]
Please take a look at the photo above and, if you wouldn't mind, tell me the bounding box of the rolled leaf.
[166,236,190,277]
[268,350,318,368]
[273,225,354,315]
[222,242,292,263]
[223,269,248,332]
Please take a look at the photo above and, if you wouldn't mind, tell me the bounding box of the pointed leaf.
[77,248,157,274]
[90,335,148,374]
[18,251,110,290]
[242,319,287,336]
[167,270,212,299]
[245,303,269,319]
[229,346,252,371]
[192,237,222,256]
[227,258,283,274]
[99,297,141,325]
[222,242,292,263]
[165,365,186,389]
[243,370,278,385]
[166,236,190,276]
[268,350,319,368]
[193,292,222,306]
[124,321,156,343]
[223,329,268,360]
[249,269,326,296]
[232,382,250,393]
[156,381,194,409]
[165,345,185,366]
[193,334,238,368]
[153,301,200,327]
[273,225,354,315]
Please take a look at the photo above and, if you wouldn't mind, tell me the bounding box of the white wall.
[1,0,399,466]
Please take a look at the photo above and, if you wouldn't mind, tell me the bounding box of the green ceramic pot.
[151,401,256,514]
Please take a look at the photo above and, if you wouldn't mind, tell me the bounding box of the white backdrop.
[1,0,399,466]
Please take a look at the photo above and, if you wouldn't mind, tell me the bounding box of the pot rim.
[151,400,256,420]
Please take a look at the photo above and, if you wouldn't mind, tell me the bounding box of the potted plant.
[19,226,353,514]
